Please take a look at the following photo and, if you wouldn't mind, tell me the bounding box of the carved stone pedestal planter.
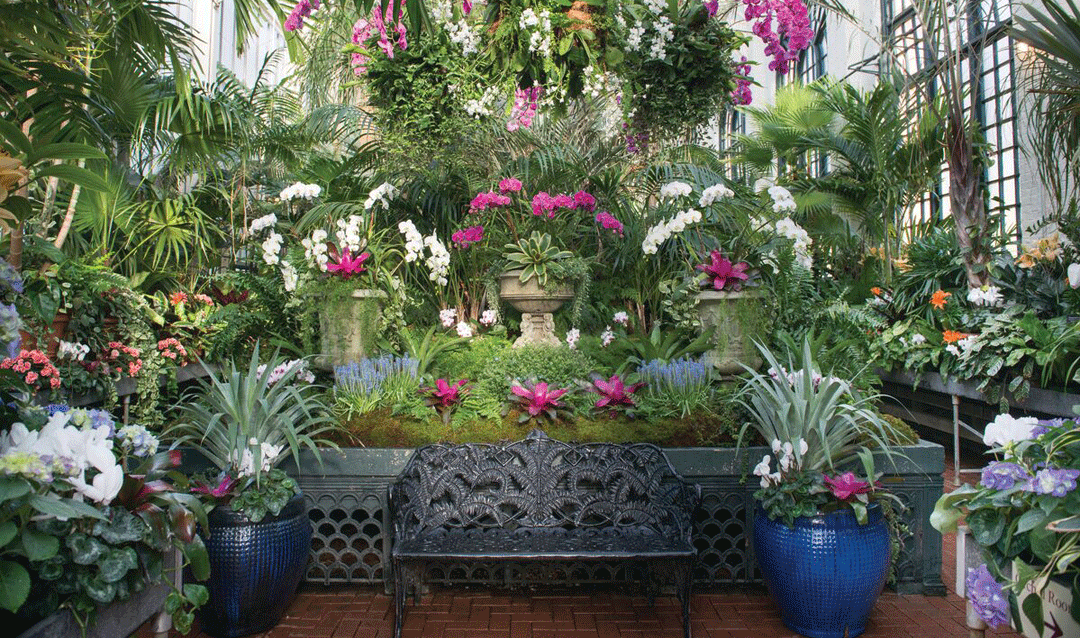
[499,270,573,348]
[318,289,387,369]
[696,290,764,374]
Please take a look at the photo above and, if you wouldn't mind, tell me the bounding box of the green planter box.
[277,441,945,595]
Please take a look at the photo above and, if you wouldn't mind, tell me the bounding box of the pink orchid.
[498,177,523,194]
[696,251,750,291]
[326,250,371,279]
[595,211,624,237]
[451,225,484,249]
[463,0,472,14]
[823,472,874,501]
[511,381,568,417]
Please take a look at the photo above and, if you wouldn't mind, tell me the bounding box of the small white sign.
[1014,573,1079,638]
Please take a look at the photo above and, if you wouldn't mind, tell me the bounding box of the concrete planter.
[318,289,387,369]
[272,441,944,595]
[498,270,573,347]
[696,290,765,374]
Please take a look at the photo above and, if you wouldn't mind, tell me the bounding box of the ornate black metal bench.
[388,430,701,638]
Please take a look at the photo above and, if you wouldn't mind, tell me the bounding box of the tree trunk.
[947,114,990,288]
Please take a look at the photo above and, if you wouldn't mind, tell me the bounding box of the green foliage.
[504,231,574,288]
[171,343,337,487]
[614,323,713,371]
[226,469,299,524]
[737,339,904,473]
[393,325,468,377]
[473,344,597,415]
[206,270,301,362]
[438,336,513,380]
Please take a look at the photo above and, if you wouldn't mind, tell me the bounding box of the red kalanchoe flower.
[696,251,750,291]
[589,374,644,414]
[326,249,371,279]
[823,472,874,501]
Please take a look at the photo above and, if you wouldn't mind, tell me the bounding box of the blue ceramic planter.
[199,492,311,638]
[754,506,890,638]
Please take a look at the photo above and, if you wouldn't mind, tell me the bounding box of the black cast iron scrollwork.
[388,430,701,638]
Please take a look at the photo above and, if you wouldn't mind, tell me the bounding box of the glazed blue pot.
[199,492,311,638]
[753,505,890,638]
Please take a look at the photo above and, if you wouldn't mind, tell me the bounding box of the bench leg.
[393,559,406,638]
[676,561,693,638]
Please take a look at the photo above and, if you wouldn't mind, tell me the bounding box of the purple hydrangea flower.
[1024,467,1080,497]
[980,461,1031,490]
[0,258,24,294]
[967,564,1009,628]
[45,404,69,415]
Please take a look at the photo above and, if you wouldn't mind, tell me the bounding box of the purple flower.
[979,461,1030,490]
[967,565,1009,628]
[0,258,23,294]
[595,212,624,237]
[451,225,484,249]
[1024,467,1080,497]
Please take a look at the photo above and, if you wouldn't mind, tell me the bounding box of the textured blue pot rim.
[755,502,885,528]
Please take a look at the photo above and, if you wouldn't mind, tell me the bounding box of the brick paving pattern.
[136,453,1022,638]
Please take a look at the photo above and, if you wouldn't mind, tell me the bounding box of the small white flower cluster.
[58,340,90,361]
[899,332,928,348]
[946,335,977,358]
[519,9,552,57]
[627,21,646,51]
[429,0,452,22]
[480,309,498,326]
[644,0,666,14]
[642,209,702,255]
[768,185,797,213]
[967,285,1002,307]
[768,365,844,390]
[600,326,615,347]
[262,232,284,265]
[231,440,285,478]
[447,19,479,55]
[613,311,629,326]
[699,183,734,207]
[659,181,693,201]
[399,220,424,262]
[440,308,457,328]
[464,85,501,118]
[280,262,299,292]
[456,321,473,338]
[335,215,365,254]
[1069,263,1080,288]
[250,213,278,234]
[424,234,450,286]
[364,182,398,211]
[581,66,618,99]
[754,438,808,488]
[302,229,330,271]
[565,328,580,350]
[280,182,322,202]
[650,16,674,59]
[257,359,315,386]
[774,217,813,270]
[982,413,1040,448]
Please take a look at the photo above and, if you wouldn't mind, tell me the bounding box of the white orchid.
[983,414,1039,448]
[69,464,124,504]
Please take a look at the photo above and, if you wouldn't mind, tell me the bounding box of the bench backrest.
[390,430,699,542]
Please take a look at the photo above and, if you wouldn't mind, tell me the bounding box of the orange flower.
[930,290,951,309]
[942,330,970,344]
[870,287,883,297]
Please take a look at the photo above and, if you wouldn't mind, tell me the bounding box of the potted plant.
[500,232,583,347]
[0,406,209,637]
[694,249,764,373]
[248,189,389,369]
[932,413,1080,637]
[171,345,336,638]
[738,340,906,638]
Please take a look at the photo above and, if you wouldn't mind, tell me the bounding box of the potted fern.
[171,345,336,638]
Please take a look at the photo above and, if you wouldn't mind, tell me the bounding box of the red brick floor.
[135,452,1020,638]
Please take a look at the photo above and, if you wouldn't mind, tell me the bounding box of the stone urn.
[696,290,764,374]
[318,288,387,369]
[499,270,573,348]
